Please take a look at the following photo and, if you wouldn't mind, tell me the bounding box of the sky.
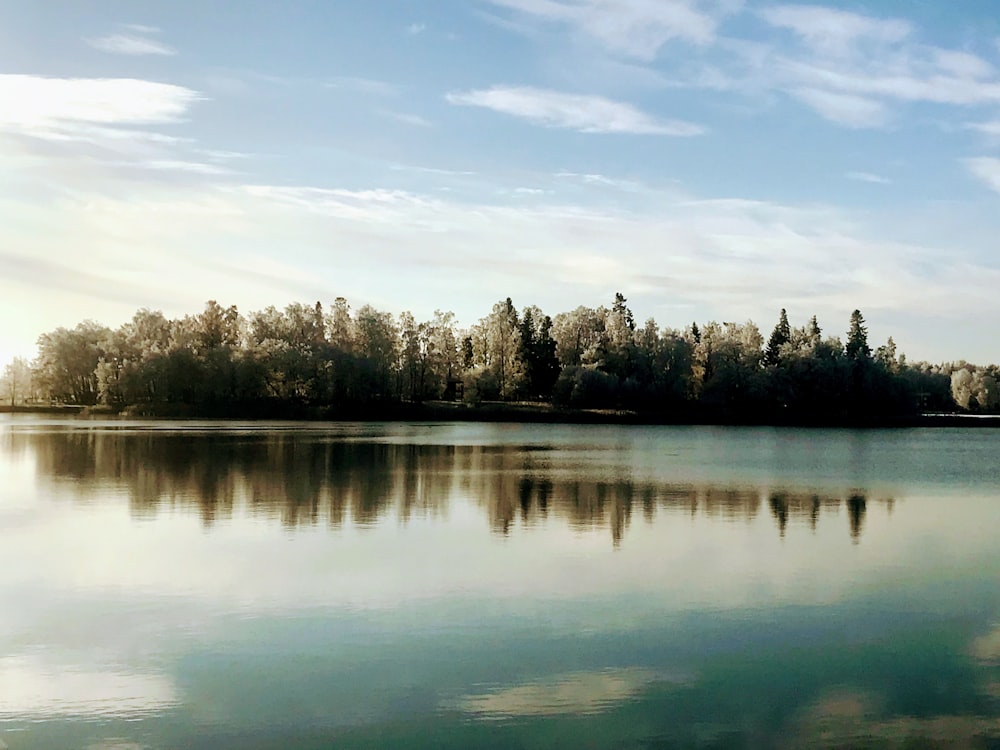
[2,0,1000,365]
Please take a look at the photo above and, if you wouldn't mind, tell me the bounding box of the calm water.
[1,417,999,749]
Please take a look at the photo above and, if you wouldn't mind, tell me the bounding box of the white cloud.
[241,185,447,224]
[383,110,432,127]
[555,171,642,190]
[483,1,1000,130]
[0,75,200,137]
[777,57,1000,107]
[124,24,161,34]
[932,49,994,79]
[4,138,1000,365]
[324,76,397,96]
[790,88,889,128]
[0,75,212,180]
[406,22,427,35]
[963,157,1000,194]
[761,4,912,54]
[86,33,176,56]
[446,85,704,135]
[745,6,1000,127]
[964,120,1000,136]
[127,178,1000,334]
[2,62,1000,366]
[388,163,477,176]
[140,159,232,175]
[483,0,736,60]
[845,171,891,185]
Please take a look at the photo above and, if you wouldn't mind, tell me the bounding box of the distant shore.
[3,401,998,427]
[0,404,86,415]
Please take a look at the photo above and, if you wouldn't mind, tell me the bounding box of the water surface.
[1,418,998,748]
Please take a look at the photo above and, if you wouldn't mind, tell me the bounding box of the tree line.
[2,294,996,420]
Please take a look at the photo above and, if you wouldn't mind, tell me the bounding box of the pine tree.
[535,315,560,398]
[462,335,474,369]
[764,309,791,366]
[806,315,822,347]
[846,309,872,361]
[519,307,537,396]
[612,292,636,331]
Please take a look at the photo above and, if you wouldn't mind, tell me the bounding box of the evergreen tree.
[806,315,822,347]
[612,292,636,331]
[535,315,560,397]
[604,292,636,380]
[461,335,474,370]
[519,306,538,396]
[517,308,560,398]
[846,310,872,361]
[764,309,791,367]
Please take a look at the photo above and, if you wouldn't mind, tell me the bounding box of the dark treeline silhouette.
[8,294,996,421]
[8,429,893,545]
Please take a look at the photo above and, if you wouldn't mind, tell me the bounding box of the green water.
[1,418,998,748]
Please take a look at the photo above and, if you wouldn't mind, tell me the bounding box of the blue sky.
[2,0,1000,365]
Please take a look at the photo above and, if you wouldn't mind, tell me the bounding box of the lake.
[1,417,999,749]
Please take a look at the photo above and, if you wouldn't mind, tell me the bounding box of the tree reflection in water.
[11,429,893,546]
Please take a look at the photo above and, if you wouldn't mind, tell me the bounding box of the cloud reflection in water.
[0,655,179,719]
[971,625,1000,664]
[456,667,671,719]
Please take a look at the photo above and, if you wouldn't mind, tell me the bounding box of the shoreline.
[3,401,998,427]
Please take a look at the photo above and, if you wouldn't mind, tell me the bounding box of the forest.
[1,294,996,422]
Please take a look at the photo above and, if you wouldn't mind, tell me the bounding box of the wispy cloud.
[789,88,889,128]
[760,4,912,54]
[964,120,1000,137]
[963,157,1000,194]
[388,163,477,176]
[0,75,200,137]
[776,55,1000,107]
[383,111,432,128]
[555,172,642,191]
[406,22,427,35]
[0,251,176,309]
[324,76,397,96]
[5,128,1000,363]
[481,1,1000,131]
[124,24,161,34]
[0,74,230,188]
[241,185,446,224]
[139,159,233,176]
[86,32,176,56]
[482,0,736,60]
[226,179,1000,341]
[446,85,703,135]
[756,5,1000,127]
[846,171,891,185]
